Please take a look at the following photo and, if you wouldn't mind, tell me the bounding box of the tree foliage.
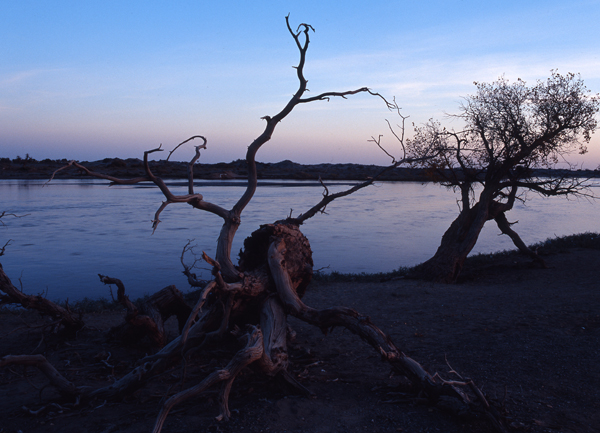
[409,72,599,282]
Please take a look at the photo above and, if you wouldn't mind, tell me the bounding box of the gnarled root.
[99,275,191,347]
[152,326,264,433]
[268,237,509,433]
[1,224,509,433]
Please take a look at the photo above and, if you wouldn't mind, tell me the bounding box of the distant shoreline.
[2,157,599,181]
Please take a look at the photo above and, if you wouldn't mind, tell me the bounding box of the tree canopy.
[408,72,599,282]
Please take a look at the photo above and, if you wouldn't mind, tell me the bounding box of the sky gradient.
[2,0,600,167]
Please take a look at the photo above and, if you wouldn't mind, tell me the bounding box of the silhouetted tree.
[409,72,599,282]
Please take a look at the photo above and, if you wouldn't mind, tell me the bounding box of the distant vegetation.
[1,156,599,181]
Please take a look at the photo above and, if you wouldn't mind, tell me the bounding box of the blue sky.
[2,0,600,167]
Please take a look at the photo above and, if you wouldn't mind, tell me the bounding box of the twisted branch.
[152,326,264,433]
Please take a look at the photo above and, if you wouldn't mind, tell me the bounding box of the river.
[1,179,597,301]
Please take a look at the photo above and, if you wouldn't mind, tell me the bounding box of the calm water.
[1,179,597,301]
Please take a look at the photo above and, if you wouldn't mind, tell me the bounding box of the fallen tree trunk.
[268,235,468,403]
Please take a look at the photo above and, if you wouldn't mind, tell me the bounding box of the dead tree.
[2,17,508,433]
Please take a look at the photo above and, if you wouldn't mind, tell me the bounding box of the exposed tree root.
[98,275,191,347]
[152,326,264,433]
[0,263,84,332]
[0,223,510,433]
[268,237,503,411]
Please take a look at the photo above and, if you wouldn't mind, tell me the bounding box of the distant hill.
[1,156,598,181]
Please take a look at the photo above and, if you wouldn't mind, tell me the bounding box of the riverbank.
[1,235,599,432]
[2,157,599,181]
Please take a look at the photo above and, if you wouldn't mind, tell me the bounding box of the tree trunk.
[494,212,547,268]
[1,221,508,433]
[411,195,492,283]
[412,184,548,282]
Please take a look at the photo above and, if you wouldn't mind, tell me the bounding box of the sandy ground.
[1,247,599,433]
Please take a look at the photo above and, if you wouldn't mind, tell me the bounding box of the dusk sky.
[2,1,600,167]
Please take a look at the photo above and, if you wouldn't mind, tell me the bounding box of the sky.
[2,0,600,167]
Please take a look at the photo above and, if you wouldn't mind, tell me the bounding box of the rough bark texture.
[411,199,491,283]
[411,189,545,282]
[238,221,313,298]
[0,222,507,433]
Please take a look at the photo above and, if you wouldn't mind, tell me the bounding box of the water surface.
[1,179,597,300]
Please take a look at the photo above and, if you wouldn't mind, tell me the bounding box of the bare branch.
[291,151,439,225]
[0,211,30,224]
[0,240,10,257]
[151,201,170,233]
[0,212,24,257]
[0,264,83,331]
[47,160,151,186]
[98,274,137,314]
[179,240,209,288]
[187,143,207,194]
[152,326,264,433]
[202,251,234,287]
[0,355,80,396]
[369,134,397,163]
[499,176,594,199]
[180,281,215,347]
[166,135,207,162]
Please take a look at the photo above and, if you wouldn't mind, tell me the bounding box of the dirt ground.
[1,247,599,433]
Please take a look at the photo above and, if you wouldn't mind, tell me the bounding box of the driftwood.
[0,263,84,332]
[98,275,191,347]
[0,209,83,332]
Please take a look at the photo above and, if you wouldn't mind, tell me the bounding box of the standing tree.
[408,72,599,282]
